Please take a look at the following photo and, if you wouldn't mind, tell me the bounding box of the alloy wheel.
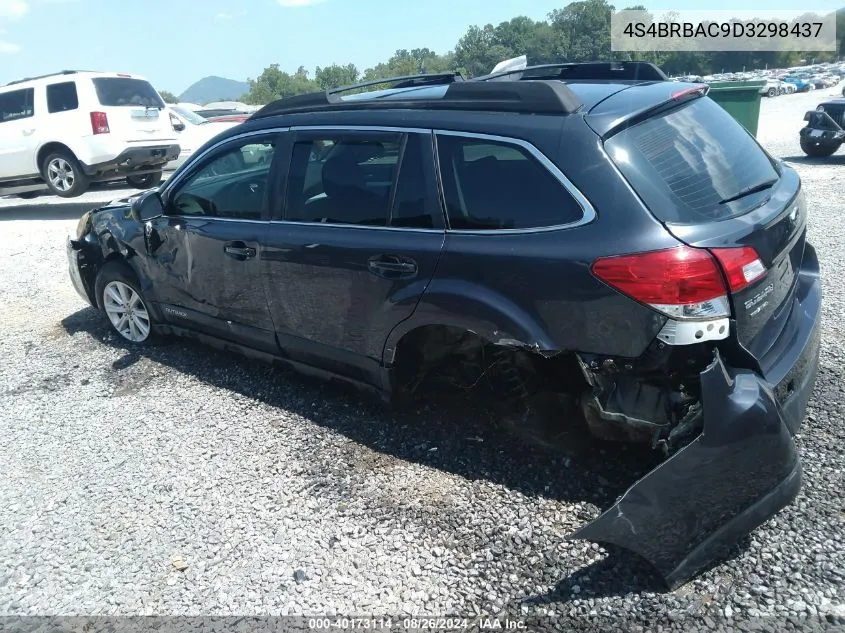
[47,158,75,192]
[103,281,151,342]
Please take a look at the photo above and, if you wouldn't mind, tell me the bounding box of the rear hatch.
[89,76,174,144]
[600,92,806,368]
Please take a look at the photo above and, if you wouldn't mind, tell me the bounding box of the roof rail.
[251,79,583,119]
[328,71,464,95]
[474,61,669,83]
[4,69,83,86]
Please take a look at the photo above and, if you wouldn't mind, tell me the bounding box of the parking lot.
[1,88,844,628]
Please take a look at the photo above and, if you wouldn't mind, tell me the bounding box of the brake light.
[710,247,766,291]
[90,111,110,135]
[671,85,709,100]
[591,246,729,319]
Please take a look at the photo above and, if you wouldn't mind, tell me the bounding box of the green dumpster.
[705,80,765,137]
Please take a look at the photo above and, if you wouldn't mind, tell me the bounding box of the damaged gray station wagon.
[67,62,823,589]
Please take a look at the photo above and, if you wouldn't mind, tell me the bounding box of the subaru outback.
[67,62,822,589]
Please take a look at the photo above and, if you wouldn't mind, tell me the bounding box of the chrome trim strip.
[163,216,271,225]
[159,124,598,235]
[433,129,597,233]
[289,125,431,134]
[268,220,443,233]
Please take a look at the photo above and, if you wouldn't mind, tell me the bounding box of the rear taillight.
[592,246,729,320]
[592,245,768,322]
[90,111,110,135]
[710,247,766,292]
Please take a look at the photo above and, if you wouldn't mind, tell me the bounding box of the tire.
[94,261,156,345]
[41,150,90,198]
[767,87,776,97]
[800,137,841,158]
[126,170,163,189]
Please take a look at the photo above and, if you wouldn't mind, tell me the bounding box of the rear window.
[436,135,584,230]
[92,77,165,108]
[605,97,780,224]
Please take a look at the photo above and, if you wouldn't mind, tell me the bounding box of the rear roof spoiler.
[585,82,710,138]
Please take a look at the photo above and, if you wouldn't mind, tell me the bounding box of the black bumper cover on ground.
[800,110,845,147]
[571,244,822,590]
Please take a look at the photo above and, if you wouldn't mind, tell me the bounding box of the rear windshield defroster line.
[605,97,780,224]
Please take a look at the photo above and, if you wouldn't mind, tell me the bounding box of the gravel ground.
[1,88,844,631]
[0,176,172,209]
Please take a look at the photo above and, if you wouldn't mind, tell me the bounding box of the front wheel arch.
[36,141,76,175]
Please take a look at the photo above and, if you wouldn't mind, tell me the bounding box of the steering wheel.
[194,178,264,219]
[174,193,219,217]
[217,179,266,209]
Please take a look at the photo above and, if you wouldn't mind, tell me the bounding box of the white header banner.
[611,10,837,52]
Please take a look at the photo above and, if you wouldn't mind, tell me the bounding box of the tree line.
[235,0,845,105]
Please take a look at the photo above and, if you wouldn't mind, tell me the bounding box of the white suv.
[0,70,180,198]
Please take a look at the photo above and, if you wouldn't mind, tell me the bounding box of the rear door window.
[0,88,35,123]
[92,77,165,108]
[46,81,79,113]
[605,97,780,224]
[284,132,401,226]
[435,134,584,230]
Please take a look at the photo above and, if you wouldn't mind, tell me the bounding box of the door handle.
[224,241,257,260]
[367,255,418,278]
[22,128,35,136]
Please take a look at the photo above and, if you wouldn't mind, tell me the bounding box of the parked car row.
[672,61,845,98]
[163,105,242,171]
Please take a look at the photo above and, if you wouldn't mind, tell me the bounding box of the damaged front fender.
[569,349,802,590]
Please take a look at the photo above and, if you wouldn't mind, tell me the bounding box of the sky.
[0,0,842,94]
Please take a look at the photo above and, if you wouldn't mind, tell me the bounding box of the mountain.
[179,76,250,105]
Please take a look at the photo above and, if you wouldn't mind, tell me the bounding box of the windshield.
[172,106,208,125]
[606,96,780,224]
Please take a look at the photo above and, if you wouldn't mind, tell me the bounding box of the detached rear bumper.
[571,244,822,590]
[81,145,180,177]
[67,236,99,307]
[800,110,845,146]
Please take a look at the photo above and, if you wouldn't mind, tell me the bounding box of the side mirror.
[170,113,186,132]
[131,189,164,222]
